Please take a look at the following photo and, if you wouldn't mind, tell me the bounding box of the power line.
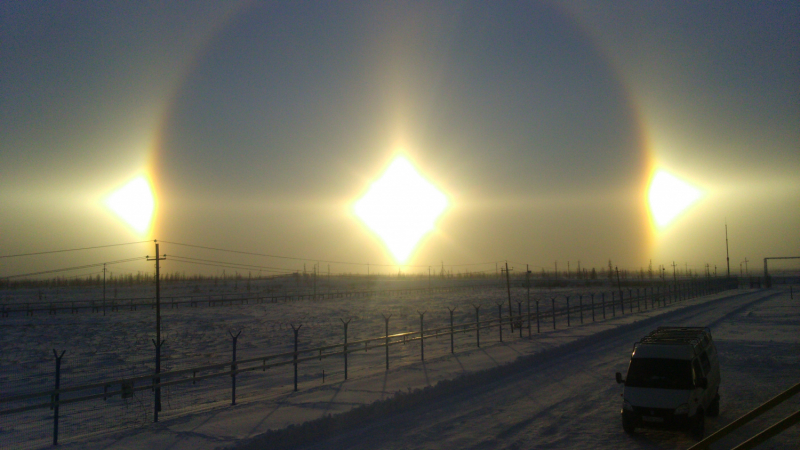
[4,256,148,279]
[168,255,297,274]
[0,240,152,259]
[1,237,502,273]
[159,239,502,269]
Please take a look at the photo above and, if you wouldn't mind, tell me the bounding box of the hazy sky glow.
[1,1,798,278]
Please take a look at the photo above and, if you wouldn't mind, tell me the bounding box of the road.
[287,289,798,450]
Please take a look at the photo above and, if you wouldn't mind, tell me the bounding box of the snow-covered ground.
[2,283,797,449]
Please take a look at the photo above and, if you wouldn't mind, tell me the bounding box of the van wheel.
[622,416,636,434]
[707,394,720,417]
[690,410,705,440]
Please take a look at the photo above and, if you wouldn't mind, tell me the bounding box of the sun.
[648,170,702,230]
[105,176,156,235]
[354,156,448,264]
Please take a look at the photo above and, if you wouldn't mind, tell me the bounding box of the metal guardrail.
[688,380,800,450]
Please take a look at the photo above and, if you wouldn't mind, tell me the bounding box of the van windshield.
[626,358,693,390]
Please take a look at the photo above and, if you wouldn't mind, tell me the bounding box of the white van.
[616,327,720,439]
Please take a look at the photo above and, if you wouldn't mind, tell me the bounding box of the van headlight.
[674,403,689,415]
[623,400,634,412]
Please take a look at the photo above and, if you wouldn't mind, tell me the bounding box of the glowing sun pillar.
[354,157,448,264]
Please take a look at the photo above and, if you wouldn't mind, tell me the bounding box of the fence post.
[566,296,570,327]
[551,298,556,329]
[341,318,351,380]
[611,292,616,317]
[418,310,426,361]
[230,330,242,403]
[290,325,301,391]
[517,302,523,338]
[496,303,504,342]
[382,314,391,369]
[601,292,605,319]
[527,298,532,338]
[447,307,456,353]
[473,305,481,347]
[52,349,65,446]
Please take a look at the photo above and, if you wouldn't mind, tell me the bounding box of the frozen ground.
[2,283,797,449]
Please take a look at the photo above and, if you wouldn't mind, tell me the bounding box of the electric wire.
[167,255,297,274]
[5,257,148,279]
[158,239,503,269]
[0,240,152,259]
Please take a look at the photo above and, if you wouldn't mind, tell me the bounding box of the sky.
[1,1,798,279]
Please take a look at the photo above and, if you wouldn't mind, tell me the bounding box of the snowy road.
[275,289,799,450]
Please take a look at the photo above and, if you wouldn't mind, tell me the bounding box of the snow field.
[256,287,798,450]
[0,279,764,449]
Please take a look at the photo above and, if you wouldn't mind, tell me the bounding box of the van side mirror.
[695,377,708,389]
[616,372,625,384]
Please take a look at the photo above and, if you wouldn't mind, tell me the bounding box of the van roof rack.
[637,326,711,347]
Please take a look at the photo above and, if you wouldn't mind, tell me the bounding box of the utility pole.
[526,264,531,336]
[725,222,731,277]
[504,262,512,329]
[671,261,677,282]
[147,241,166,422]
[103,263,107,316]
[615,266,623,314]
[744,258,749,276]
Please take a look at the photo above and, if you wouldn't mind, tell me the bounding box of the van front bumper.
[623,408,690,429]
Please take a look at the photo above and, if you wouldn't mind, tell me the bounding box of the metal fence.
[0,278,737,448]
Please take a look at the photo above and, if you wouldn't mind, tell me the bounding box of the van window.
[700,352,711,374]
[693,359,704,380]
[626,358,693,390]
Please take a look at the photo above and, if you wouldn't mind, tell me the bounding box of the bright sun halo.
[105,176,155,235]
[648,170,702,230]
[354,156,448,264]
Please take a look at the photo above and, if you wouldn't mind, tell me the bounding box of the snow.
[2,281,798,449]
